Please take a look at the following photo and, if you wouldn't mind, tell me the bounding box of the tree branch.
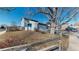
[61,11,79,25]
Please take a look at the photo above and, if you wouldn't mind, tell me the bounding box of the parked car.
[65,26,77,32]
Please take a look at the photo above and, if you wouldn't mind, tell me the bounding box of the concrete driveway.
[0,31,6,35]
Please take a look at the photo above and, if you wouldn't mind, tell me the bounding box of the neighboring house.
[0,25,23,32]
[21,18,48,32]
[74,22,79,29]
[61,23,69,30]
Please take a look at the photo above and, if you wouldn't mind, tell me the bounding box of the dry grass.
[0,31,55,48]
[60,35,69,50]
[30,41,59,50]
[0,31,69,50]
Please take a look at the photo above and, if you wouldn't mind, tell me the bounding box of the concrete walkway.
[68,32,79,51]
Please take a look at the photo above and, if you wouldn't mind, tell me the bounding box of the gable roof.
[22,17,48,26]
[38,22,48,26]
[24,18,38,22]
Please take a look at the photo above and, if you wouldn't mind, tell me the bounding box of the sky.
[0,7,79,26]
[0,7,48,26]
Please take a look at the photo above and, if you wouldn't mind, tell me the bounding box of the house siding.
[25,21,38,31]
[21,18,38,31]
[38,24,48,32]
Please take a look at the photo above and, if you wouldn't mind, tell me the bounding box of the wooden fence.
[0,38,59,51]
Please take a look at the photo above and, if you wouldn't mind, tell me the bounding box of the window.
[25,23,32,27]
[28,23,32,27]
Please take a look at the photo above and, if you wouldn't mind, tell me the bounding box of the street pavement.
[67,31,79,51]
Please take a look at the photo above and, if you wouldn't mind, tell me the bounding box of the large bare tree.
[1,7,79,50]
[1,7,79,34]
[25,7,79,34]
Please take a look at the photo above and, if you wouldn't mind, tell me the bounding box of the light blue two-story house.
[21,18,49,32]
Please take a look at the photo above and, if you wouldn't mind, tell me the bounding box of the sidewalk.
[67,33,79,51]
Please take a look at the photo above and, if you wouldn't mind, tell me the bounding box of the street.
[68,31,79,51]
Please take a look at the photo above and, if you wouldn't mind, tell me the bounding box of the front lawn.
[0,31,69,51]
[0,31,55,48]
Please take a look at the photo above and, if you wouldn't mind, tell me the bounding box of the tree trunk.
[49,22,56,34]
